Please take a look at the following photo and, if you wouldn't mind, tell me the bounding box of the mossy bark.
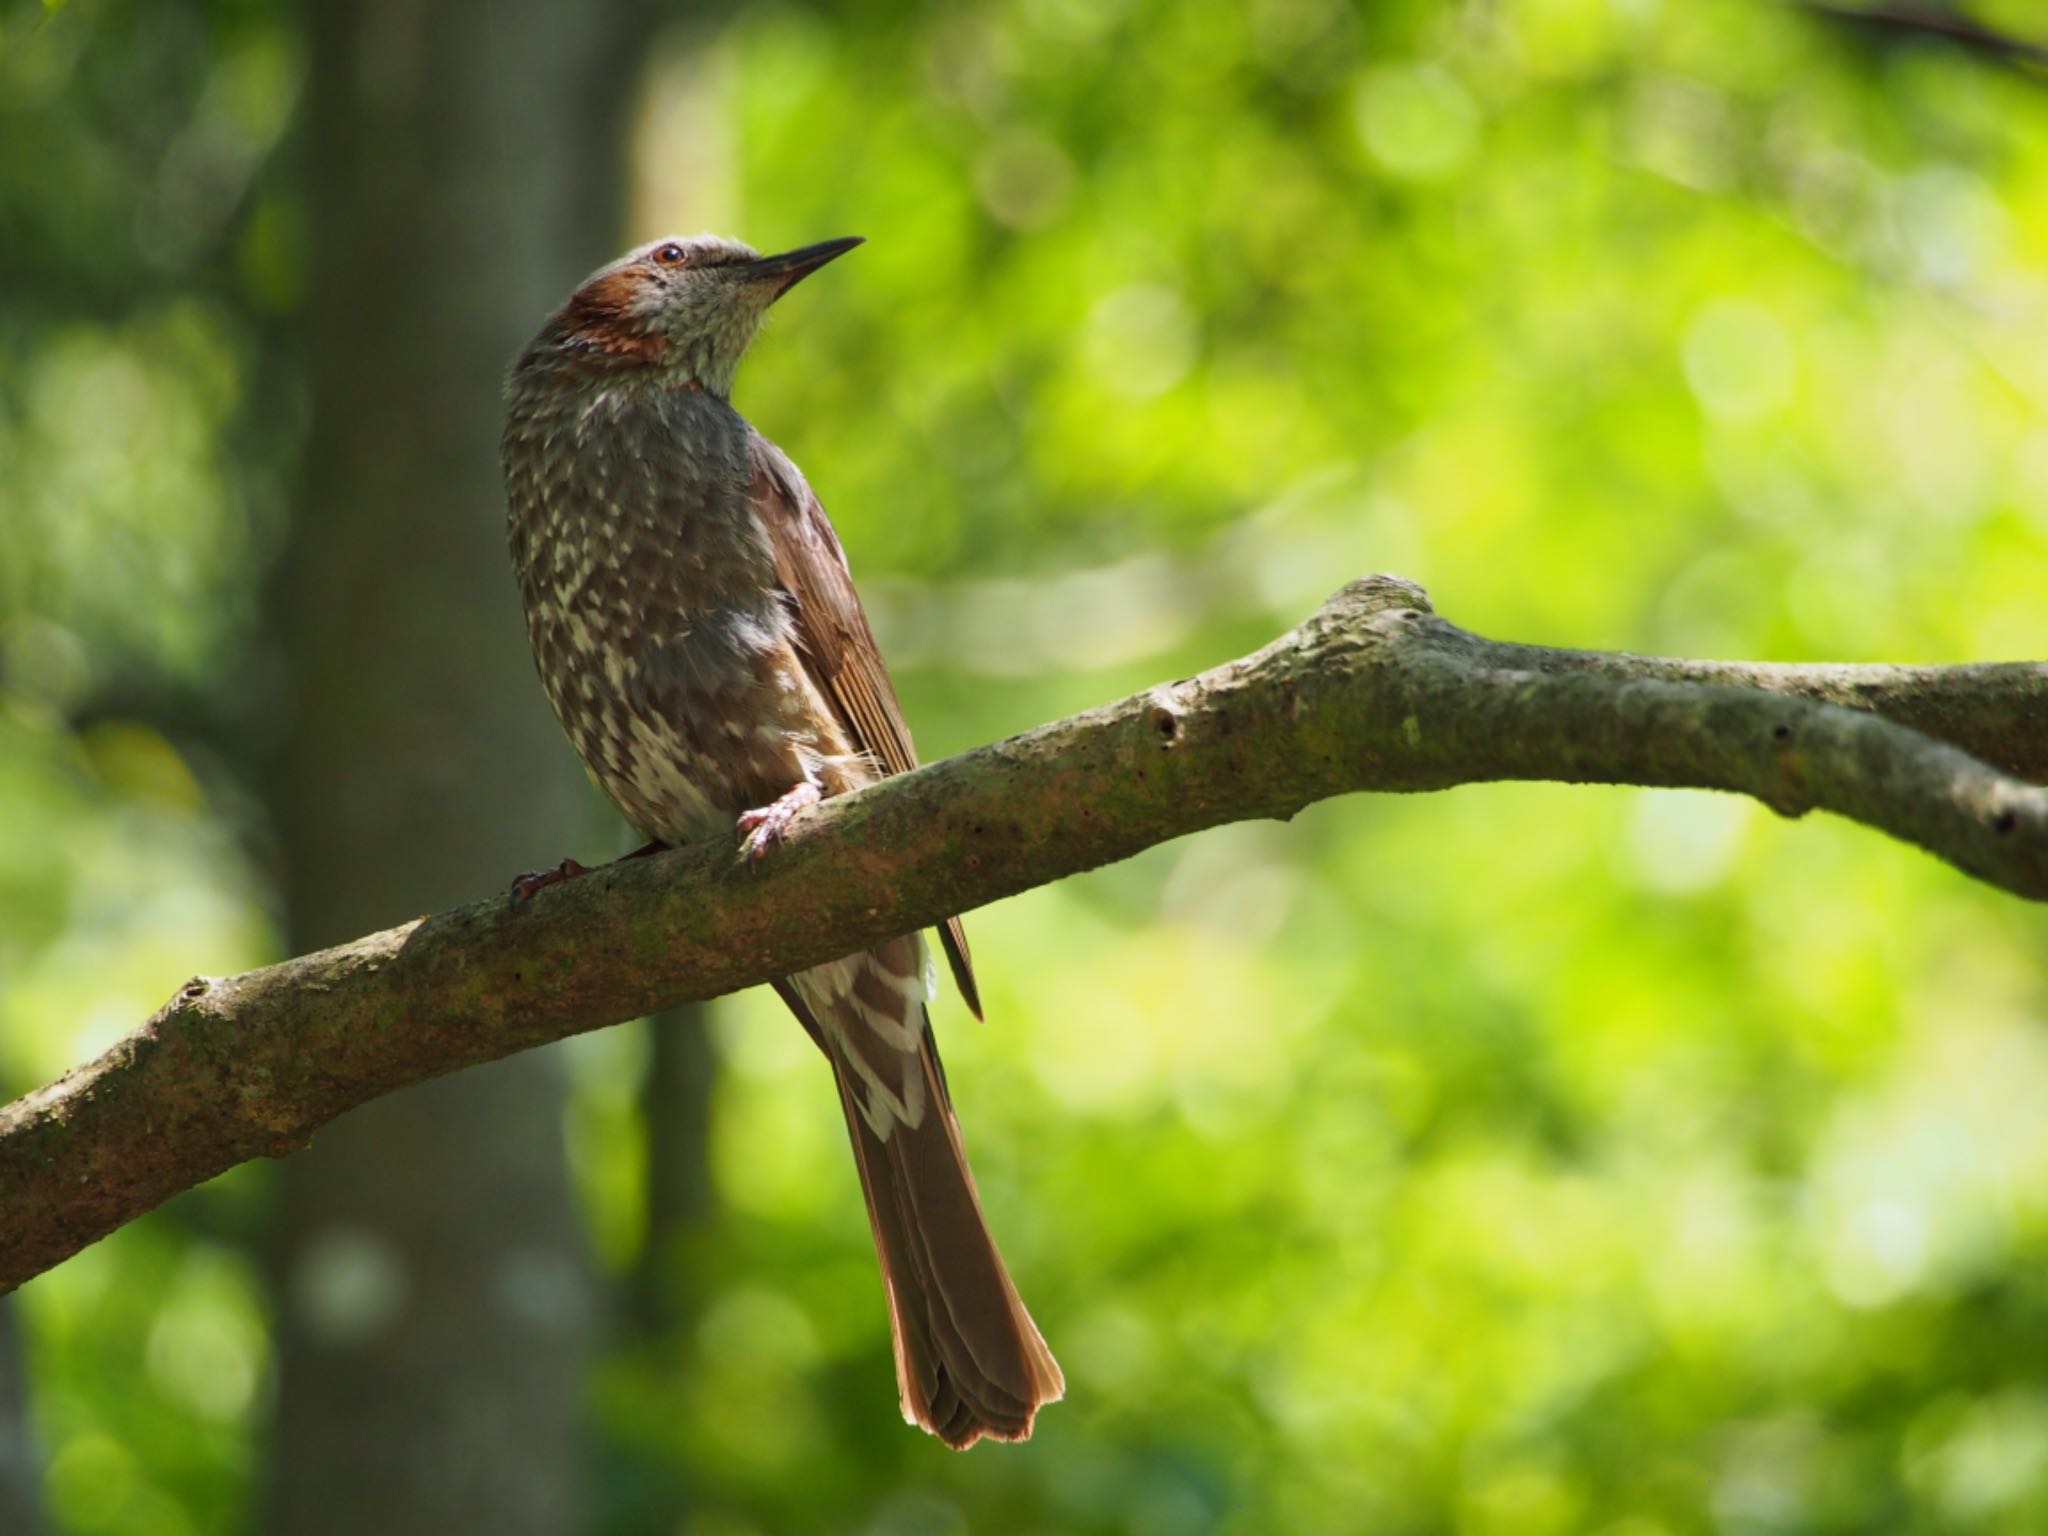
[3,573,2044,1291]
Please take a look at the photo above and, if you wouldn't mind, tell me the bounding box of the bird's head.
[536,233,862,398]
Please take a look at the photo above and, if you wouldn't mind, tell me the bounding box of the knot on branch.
[1146,690,1185,749]
[1298,574,1438,657]
[1331,573,1434,619]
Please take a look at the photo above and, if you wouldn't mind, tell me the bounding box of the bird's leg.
[509,839,668,902]
[735,782,821,861]
[508,857,592,902]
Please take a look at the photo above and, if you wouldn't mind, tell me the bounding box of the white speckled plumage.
[501,235,1060,1447]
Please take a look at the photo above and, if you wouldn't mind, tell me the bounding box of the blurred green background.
[4,0,2048,1531]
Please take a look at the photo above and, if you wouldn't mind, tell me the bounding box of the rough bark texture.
[2,573,2044,1292]
[254,0,642,1530]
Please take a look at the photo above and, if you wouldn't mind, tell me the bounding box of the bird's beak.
[744,236,864,300]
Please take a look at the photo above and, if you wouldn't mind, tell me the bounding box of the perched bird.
[499,234,1062,1447]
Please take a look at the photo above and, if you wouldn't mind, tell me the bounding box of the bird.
[499,233,1062,1447]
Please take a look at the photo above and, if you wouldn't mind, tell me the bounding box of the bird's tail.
[777,943,1061,1448]
[829,1034,1064,1447]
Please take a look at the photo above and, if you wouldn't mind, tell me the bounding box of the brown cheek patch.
[563,269,672,365]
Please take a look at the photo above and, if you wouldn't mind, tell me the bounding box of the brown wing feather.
[749,432,982,1018]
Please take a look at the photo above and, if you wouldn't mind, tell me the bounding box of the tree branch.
[1795,2,2048,71]
[4,574,2044,1290]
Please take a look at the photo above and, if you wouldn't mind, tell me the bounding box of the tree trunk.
[0,1300,39,1535]
[632,1005,717,1339]
[262,0,644,1530]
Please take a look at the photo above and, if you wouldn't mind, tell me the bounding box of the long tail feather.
[830,1039,1062,1446]
[778,943,1060,1448]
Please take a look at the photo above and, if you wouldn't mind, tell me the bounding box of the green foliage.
[7,0,2048,1532]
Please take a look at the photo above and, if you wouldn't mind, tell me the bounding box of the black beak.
[745,236,864,299]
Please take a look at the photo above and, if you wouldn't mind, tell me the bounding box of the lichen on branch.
[2,574,2043,1291]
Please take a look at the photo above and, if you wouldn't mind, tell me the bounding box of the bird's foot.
[736,783,821,862]
[509,840,669,902]
[509,857,592,902]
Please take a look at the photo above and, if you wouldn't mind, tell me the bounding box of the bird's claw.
[509,857,591,902]
[736,783,821,861]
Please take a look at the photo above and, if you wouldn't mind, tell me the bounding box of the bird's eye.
[652,243,687,266]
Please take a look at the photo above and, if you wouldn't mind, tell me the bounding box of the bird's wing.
[748,431,982,1019]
